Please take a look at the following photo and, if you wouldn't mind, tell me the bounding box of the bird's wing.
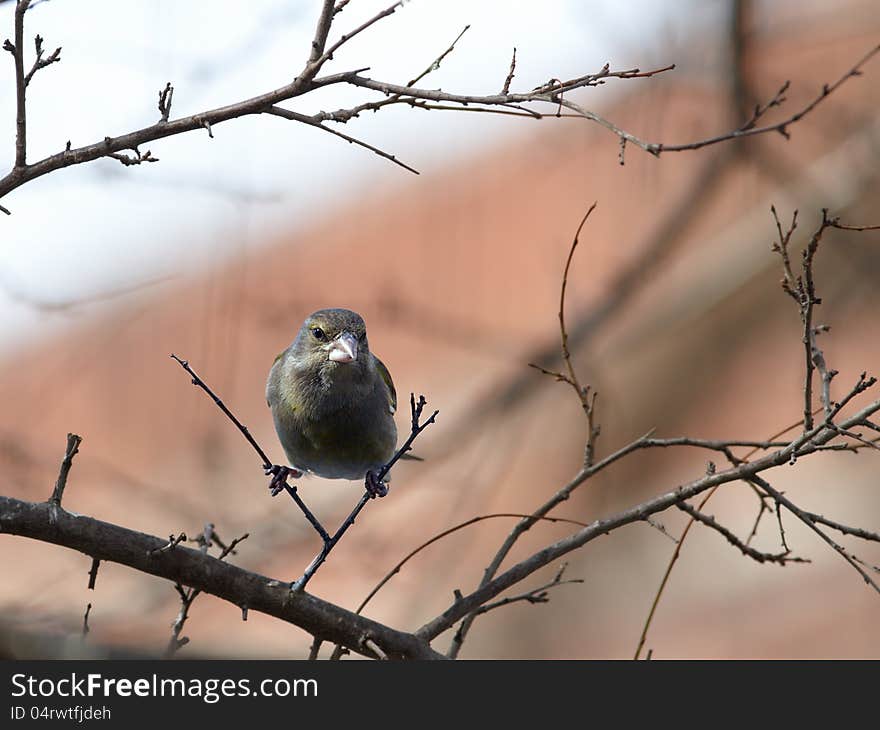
[266,350,286,407]
[374,355,397,414]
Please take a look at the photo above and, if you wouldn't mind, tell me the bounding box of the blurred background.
[1,0,879,659]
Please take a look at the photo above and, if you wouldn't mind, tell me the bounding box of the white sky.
[0,0,721,353]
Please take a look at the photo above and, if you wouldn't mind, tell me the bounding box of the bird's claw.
[266,464,302,497]
[365,469,389,499]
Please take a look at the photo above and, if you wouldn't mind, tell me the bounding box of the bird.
[266,308,398,497]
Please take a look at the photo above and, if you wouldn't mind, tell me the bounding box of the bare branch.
[157,82,173,123]
[407,25,470,87]
[108,147,158,167]
[0,496,444,659]
[472,564,584,617]
[501,47,516,95]
[82,602,91,638]
[751,475,880,595]
[675,500,809,565]
[314,2,403,72]
[354,513,589,618]
[530,202,600,467]
[307,0,336,67]
[264,105,419,174]
[10,0,30,167]
[49,432,81,506]
[23,33,60,86]
[417,397,880,644]
[804,513,880,543]
[148,532,187,557]
[649,43,880,154]
[87,556,100,590]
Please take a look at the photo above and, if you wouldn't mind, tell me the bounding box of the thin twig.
[676,500,808,565]
[804,513,880,543]
[501,47,516,95]
[751,475,880,594]
[407,25,469,87]
[416,397,880,644]
[170,355,273,469]
[472,564,584,616]
[265,106,419,174]
[49,433,82,506]
[87,557,100,590]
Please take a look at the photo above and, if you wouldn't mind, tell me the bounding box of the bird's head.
[289,308,371,382]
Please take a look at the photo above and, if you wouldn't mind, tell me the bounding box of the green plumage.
[266,308,398,480]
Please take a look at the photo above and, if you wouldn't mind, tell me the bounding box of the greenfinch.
[266,308,398,496]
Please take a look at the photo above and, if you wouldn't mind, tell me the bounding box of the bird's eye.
[311,327,326,341]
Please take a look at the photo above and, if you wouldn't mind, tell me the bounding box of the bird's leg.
[365,469,389,499]
[266,464,302,496]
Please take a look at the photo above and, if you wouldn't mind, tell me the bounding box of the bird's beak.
[328,331,358,363]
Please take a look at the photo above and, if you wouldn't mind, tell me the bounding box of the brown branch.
[416,396,880,643]
[264,106,419,174]
[23,33,59,86]
[87,556,100,590]
[166,523,217,657]
[108,147,159,167]
[827,222,880,232]
[82,602,91,638]
[307,0,336,67]
[354,513,589,617]
[750,475,880,595]
[773,208,879,428]
[529,202,601,467]
[148,532,187,557]
[10,0,30,168]
[471,564,584,617]
[157,82,173,122]
[675,500,809,565]
[1,11,874,212]
[407,25,469,87]
[0,497,444,659]
[501,47,516,95]
[446,425,799,656]
[648,43,880,155]
[804,512,880,543]
[314,2,402,72]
